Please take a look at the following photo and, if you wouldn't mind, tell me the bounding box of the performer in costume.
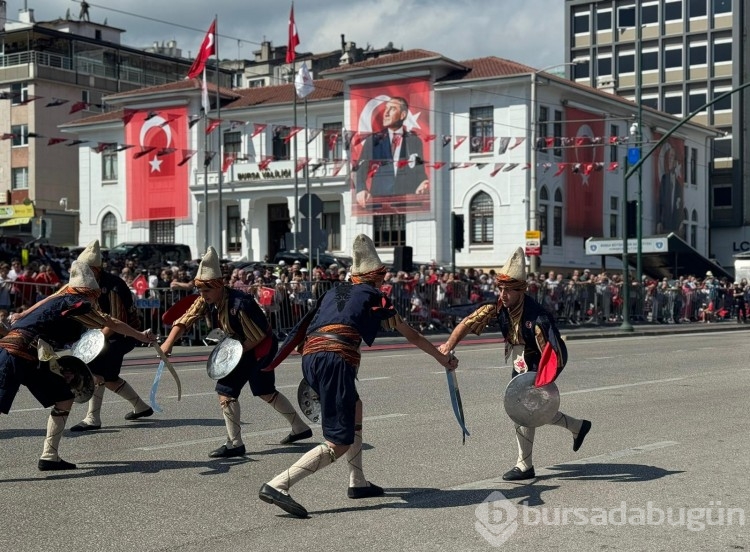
[439,247,591,481]
[65,240,153,430]
[0,261,156,470]
[259,234,458,518]
[161,246,312,458]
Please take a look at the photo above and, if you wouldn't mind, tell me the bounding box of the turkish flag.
[132,274,149,297]
[259,287,275,307]
[286,5,300,64]
[125,107,189,221]
[187,20,216,79]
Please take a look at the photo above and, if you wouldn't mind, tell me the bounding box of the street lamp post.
[528,61,581,275]
[635,5,644,298]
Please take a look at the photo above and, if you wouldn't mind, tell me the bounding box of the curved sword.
[151,342,181,401]
[149,359,166,413]
[148,342,182,412]
[446,367,470,444]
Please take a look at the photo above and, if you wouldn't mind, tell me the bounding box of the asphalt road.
[1,329,749,551]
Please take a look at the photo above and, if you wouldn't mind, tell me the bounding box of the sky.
[7,0,566,70]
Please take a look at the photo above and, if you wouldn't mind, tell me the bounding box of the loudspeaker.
[393,245,413,273]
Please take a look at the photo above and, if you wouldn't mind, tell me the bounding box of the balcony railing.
[0,50,171,87]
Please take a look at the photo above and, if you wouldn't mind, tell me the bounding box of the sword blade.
[149,359,166,413]
[445,369,470,444]
[152,342,182,401]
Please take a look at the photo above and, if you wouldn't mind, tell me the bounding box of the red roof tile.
[321,49,451,75]
[222,79,343,110]
[106,78,239,100]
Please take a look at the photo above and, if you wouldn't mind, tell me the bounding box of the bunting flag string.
[178,149,197,167]
[1,99,644,174]
[205,118,222,134]
[306,128,323,143]
[327,159,343,176]
[251,123,268,138]
[133,146,157,159]
[222,152,237,173]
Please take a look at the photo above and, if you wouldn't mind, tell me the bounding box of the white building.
[62,49,721,277]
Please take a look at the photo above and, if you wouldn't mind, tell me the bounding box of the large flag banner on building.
[349,77,432,215]
[653,134,686,236]
[564,106,604,237]
[187,20,216,79]
[125,107,189,221]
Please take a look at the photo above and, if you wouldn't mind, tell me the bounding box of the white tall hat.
[68,260,100,290]
[77,240,102,268]
[498,247,527,282]
[351,234,384,275]
[195,246,222,281]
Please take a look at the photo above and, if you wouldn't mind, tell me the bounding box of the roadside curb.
[124,322,750,362]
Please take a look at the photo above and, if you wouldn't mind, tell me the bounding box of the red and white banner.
[349,76,432,215]
[187,20,216,79]
[564,107,604,237]
[125,107,189,221]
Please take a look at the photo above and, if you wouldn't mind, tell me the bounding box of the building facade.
[0,3,229,244]
[564,0,749,270]
[64,49,719,277]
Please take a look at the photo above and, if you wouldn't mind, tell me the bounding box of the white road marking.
[134,413,406,451]
[449,441,680,490]
[561,377,686,396]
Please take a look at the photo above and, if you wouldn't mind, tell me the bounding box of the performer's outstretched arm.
[394,316,456,369]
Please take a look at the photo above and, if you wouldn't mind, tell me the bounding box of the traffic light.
[452,213,465,251]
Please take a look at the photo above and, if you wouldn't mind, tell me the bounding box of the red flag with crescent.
[187,20,216,79]
[125,107,189,221]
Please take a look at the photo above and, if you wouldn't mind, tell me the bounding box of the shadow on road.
[309,461,683,515]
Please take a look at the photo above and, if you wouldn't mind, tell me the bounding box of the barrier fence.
[2,279,739,344]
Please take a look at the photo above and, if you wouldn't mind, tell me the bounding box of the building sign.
[585,237,669,255]
[525,230,541,256]
[0,204,35,227]
[0,204,35,219]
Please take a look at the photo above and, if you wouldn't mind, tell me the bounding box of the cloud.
[20,0,564,69]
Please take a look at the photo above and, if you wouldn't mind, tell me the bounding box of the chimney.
[0,1,6,32]
[18,7,35,24]
[341,34,346,52]
[596,76,617,95]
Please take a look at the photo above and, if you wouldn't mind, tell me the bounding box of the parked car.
[107,242,192,268]
[273,250,352,269]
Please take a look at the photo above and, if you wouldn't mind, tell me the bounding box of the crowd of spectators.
[0,241,745,339]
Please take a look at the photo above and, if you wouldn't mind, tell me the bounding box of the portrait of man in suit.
[657,143,684,235]
[354,96,429,208]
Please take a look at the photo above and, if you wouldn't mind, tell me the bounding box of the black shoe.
[258,483,308,518]
[69,422,101,432]
[208,444,246,458]
[38,458,77,471]
[573,420,592,452]
[502,466,536,481]
[124,407,153,421]
[280,428,313,445]
[348,482,385,499]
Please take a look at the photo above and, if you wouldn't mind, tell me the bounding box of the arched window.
[690,209,698,248]
[469,191,493,244]
[101,212,117,249]
[553,188,563,246]
[539,186,549,247]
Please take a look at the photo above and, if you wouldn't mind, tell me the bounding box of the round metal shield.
[297,378,321,424]
[71,329,107,365]
[53,356,96,403]
[206,337,243,380]
[503,371,560,428]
